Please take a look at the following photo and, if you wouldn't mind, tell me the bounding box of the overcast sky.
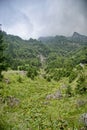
[0,0,87,39]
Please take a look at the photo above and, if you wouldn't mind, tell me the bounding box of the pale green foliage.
[0,71,87,129]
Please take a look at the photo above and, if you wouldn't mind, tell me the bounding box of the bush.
[75,75,87,94]
[69,71,77,83]
[65,85,72,97]
[46,76,51,82]
[27,67,38,79]
[17,76,23,83]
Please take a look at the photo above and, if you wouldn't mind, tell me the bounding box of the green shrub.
[27,67,38,79]
[69,71,77,83]
[75,75,87,94]
[65,85,72,97]
[17,76,23,83]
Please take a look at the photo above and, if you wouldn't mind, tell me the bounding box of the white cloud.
[0,0,87,39]
[6,23,30,39]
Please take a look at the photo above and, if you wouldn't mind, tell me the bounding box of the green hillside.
[3,31,87,71]
[0,31,87,129]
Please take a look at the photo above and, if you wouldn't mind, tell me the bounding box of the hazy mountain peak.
[71,32,87,42]
[72,32,80,37]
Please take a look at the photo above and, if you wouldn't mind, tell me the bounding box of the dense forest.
[2,31,87,80]
[0,31,87,129]
[2,31,87,69]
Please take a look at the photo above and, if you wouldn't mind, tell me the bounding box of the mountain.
[38,35,67,42]
[70,32,87,42]
[2,31,87,70]
[39,32,87,43]
[3,32,50,70]
[38,36,54,42]
[1,31,87,130]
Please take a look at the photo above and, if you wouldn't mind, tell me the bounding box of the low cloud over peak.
[0,0,87,39]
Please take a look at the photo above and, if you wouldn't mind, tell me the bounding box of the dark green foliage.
[76,65,83,71]
[17,76,23,83]
[27,67,38,79]
[0,117,12,130]
[72,47,87,65]
[75,74,87,94]
[46,76,51,82]
[65,85,72,97]
[0,31,7,79]
[69,71,77,83]
[52,69,63,81]
[0,122,8,130]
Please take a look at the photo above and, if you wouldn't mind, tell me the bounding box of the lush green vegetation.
[0,31,87,129]
[3,31,87,71]
[0,31,7,79]
[0,68,87,129]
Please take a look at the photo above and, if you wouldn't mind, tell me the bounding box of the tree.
[27,67,38,80]
[0,30,6,79]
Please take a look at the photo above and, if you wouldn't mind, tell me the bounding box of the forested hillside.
[2,31,87,84]
[0,31,87,129]
[3,31,87,70]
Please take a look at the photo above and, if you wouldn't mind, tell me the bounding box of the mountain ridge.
[3,31,87,43]
[2,31,87,70]
[38,32,87,43]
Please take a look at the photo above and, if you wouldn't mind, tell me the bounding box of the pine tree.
[0,30,6,79]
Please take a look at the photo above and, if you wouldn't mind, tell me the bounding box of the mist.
[0,0,87,39]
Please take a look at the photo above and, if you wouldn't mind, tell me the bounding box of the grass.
[0,70,87,129]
